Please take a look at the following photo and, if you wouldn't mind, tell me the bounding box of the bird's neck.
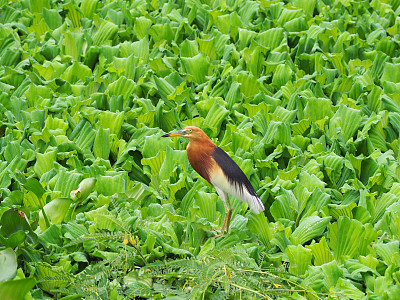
[187,139,216,153]
[186,139,216,183]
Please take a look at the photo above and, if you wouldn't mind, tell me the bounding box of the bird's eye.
[187,129,192,133]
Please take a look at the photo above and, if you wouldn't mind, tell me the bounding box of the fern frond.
[136,248,323,299]
[109,196,132,232]
[64,231,126,247]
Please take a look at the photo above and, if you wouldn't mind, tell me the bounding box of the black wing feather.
[211,147,258,197]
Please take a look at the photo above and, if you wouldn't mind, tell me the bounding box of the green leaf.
[248,213,273,249]
[180,180,203,216]
[70,178,97,202]
[93,125,110,160]
[85,205,118,231]
[0,248,17,282]
[235,71,260,99]
[134,16,152,40]
[328,202,357,220]
[270,189,297,221]
[80,0,98,18]
[61,61,92,84]
[238,1,259,25]
[237,28,257,50]
[141,150,166,177]
[376,202,400,238]
[197,37,217,60]
[96,173,128,196]
[158,147,187,181]
[198,237,215,256]
[0,231,27,249]
[373,241,400,267]
[284,17,307,32]
[373,184,400,223]
[0,209,31,238]
[271,230,291,252]
[344,257,380,277]
[333,217,364,264]
[23,178,45,201]
[180,39,199,58]
[71,121,96,152]
[0,157,27,189]
[259,121,291,147]
[328,104,361,142]
[98,111,125,136]
[142,133,173,158]
[113,55,136,80]
[38,198,73,231]
[181,53,211,84]
[61,31,83,61]
[291,0,316,16]
[153,76,175,104]
[381,62,400,83]
[63,2,83,27]
[334,278,365,300]
[54,170,83,198]
[107,77,136,101]
[385,285,400,300]
[42,8,62,30]
[155,102,181,132]
[0,277,36,300]
[93,20,118,46]
[304,97,333,121]
[127,37,149,64]
[194,191,218,223]
[34,150,57,179]
[202,100,229,137]
[162,242,194,257]
[35,263,69,293]
[272,64,293,89]
[273,105,295,122]
[319,260,343,290]
[306,236,333,266]
[285,245,312,276]
[255,28,284,50]
[290,216,331,245]
[149,23,174,43]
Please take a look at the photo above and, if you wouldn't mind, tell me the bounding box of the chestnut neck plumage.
[186,132,216,184]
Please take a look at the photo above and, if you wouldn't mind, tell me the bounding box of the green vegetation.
[1,0,400,298]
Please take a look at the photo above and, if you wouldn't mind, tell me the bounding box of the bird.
[162,126,264,235]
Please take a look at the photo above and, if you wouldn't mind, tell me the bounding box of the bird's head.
[162,126,208,142]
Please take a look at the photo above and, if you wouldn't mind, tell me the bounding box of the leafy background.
[1,0,400,298]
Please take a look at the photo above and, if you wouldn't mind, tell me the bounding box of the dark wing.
[211,147,258,197]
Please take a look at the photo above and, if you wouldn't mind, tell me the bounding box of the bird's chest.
[186,143,215,183]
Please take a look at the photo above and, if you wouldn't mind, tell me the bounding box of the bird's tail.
[249,195,265,214]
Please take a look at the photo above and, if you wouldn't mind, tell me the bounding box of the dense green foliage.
[1,0,400,298]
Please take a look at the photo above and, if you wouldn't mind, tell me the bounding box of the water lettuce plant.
[1,0,400,298]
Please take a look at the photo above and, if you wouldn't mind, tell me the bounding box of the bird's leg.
[213,187,229,237]
[213,207,227,238]
[220,202,228,234]
[225,195,233,233]
[220,195,232,234]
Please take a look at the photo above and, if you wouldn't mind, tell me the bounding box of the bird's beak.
[162,129,188,137]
